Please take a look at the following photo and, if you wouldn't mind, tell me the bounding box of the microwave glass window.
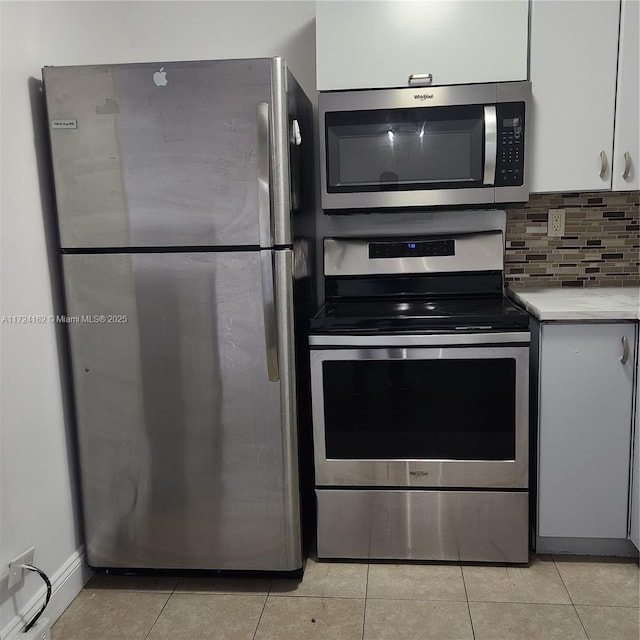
[325,106,484,193]
[322,358,516,460]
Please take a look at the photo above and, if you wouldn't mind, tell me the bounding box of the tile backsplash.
[505,191,639,288]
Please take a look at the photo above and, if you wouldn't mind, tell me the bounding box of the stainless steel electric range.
[308,230,530,563]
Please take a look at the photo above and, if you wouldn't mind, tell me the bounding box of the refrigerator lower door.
[62,251,302,571]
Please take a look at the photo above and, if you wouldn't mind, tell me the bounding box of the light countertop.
[506,286,640,321]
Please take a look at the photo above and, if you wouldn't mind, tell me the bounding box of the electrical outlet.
[7,546,35,589]
[548,209,565,237]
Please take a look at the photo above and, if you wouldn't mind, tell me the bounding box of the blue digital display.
[369,239,454,259]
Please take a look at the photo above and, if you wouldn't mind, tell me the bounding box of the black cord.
[21,564,52,633]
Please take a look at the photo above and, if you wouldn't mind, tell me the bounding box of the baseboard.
[1,546,92,640]
[536,535,640,557]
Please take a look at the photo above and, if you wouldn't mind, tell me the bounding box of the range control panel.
[495,102,525,186]
[324,231,504,277]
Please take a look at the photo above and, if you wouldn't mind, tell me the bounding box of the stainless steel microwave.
[319,81,531,213]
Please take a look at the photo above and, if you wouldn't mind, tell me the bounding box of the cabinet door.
[613,0,640,191]
[537,323,637,539]
[316,1,529,91]
[44,59,273,248]
[630,353,639,549]
[62,252,297,570]
[529,1,619,193]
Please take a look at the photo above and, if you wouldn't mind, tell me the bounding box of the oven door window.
[322,358,515,460]
[325,105,484,193]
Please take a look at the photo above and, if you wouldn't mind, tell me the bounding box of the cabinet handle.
[408,73,433,86]
[623,151,632,180]
[599,151,608,179]
[291,119,302,146]
[621,336,629,365]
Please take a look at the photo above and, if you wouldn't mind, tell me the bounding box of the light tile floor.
[52,555,639,640]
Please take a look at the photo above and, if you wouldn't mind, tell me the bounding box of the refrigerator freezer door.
[62,251,302,570]
[44,59,275,248]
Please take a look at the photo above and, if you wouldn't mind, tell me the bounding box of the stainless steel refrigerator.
[42,58,315,571]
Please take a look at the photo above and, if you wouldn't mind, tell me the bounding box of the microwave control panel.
[495,102,525,186]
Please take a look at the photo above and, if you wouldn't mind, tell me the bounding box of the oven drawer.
[316,489,529,563]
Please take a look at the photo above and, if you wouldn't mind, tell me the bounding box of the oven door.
[310,333,529,489]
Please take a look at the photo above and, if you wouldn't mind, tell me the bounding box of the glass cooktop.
[310,295,530,333]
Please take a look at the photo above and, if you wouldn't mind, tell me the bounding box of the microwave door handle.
[483,105,497,185]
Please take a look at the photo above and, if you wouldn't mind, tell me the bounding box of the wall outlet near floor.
[548,209,566,237]
[21,617,51,640]
[7,546,35,589]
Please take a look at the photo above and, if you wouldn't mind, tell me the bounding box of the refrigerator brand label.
[51,119,77,129]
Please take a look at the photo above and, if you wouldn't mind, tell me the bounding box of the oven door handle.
[483,105,497,185]
[309,332,531,347]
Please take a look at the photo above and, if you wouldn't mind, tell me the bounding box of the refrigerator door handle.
[273,248,302,565]
[260,250,280,382]
[257,102,273,248]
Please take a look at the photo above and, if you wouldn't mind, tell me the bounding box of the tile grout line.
[249,575,274,640]
[143,589,174,640]
[268,593,369,600]
[551,555,591,640]
[361,562,370,640]
[250,591,269,640]
[460,563,477,640]
[575,603,640,609]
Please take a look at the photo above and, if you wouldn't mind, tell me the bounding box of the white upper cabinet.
[528,1,619,193]
[529,0,639,193]
[613,0,639,191]
[316,1,529,91]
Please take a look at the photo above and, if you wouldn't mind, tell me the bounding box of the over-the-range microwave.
[319,81,531,213]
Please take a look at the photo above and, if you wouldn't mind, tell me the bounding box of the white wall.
[0,2,316,636]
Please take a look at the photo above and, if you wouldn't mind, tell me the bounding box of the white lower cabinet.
[631,363,640,550]
[536,322,637,541]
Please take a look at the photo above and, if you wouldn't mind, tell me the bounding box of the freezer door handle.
[261,250,280,381]
[257,102,273,248]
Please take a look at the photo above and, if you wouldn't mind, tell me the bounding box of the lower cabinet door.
[537,322,637,539]
[630,371,639,549]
